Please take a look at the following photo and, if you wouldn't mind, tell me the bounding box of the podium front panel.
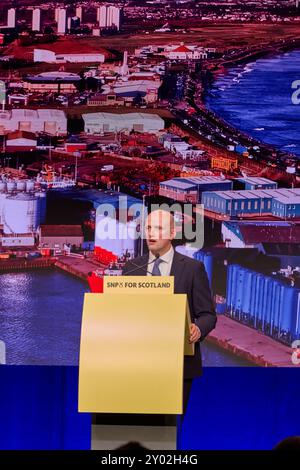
[79,293,187,414]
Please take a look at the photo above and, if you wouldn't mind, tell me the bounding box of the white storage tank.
[0,192,6,225]
[0,182,7,192]
[3,193,41,234]
[16,180,27,191]
[7,181,16,193]
[26,180,35,192]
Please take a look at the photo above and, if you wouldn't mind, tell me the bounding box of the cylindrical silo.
[253,274,264,330]
[3,193,41,234]
[271,280,283,337]
[193,251,213,287]
[226,264,233,315]
[16,180,27,191]
[0,181,7,192]
[241,269,252,323]
[26,180,35,193]
[263,277,273,332]
[7,181,16,193]
[280,286,295,342]
[249,271,257,325]
[0,192,6,225]
[291,290,300,342]
[235,266,246,321]
[228,264,239,317]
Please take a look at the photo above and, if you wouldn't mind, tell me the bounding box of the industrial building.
[166,43,207,60]
[272,192,300,219]
[0,109,67,135]
[135,43,209,60]
[202,189,273,217]
[38,225,84,253]
[159,180,198,203]
[83,112,164,134]
[33,49,105,64]
[233,177,278,190]
[202,188,300,219]
[210,154,238,172]
[159,176,233,203]
[7,93,29,107]
[23,71,81,93]
[221,221,300,249]
[101,80,161,104]
[87,93,129,107]
[163,139,206,161]
[1,234,35,247]
[5,131,37,151]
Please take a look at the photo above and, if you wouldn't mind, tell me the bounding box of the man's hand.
[189,323,201,343]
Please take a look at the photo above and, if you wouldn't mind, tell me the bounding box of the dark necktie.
[152,257,162,276]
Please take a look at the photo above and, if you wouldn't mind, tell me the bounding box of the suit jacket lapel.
[170,250,186,291]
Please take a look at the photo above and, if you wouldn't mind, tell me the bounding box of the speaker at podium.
[78,275,194,449]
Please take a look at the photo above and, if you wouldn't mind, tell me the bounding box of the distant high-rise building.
[97,5,107,28]
[97,5,121,30]
[7,8,16,28]
[76,6,83,21]
[32,9,41,32]
[109,6,120,30]
[106,6,113,27]
[56,8,67,35]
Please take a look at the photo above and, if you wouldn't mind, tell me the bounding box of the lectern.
[78,276,194,449]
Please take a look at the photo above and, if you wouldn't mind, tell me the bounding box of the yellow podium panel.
[78,293,187,414]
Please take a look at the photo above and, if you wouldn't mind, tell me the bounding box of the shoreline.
[204,49,300,158]
[189,39,300,167]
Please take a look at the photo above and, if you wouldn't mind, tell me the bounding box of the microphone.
[123,254,159,276]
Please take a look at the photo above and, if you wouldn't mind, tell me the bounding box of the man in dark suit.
[122,209,217,415]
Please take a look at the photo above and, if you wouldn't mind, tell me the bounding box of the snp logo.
[291,340,300,365]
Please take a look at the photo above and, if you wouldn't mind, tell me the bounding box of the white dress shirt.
[147,246,174,276]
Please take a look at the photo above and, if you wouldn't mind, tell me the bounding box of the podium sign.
[79,276,194,415]
[103,276,174,294]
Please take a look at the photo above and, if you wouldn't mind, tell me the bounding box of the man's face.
[144,211,175,255]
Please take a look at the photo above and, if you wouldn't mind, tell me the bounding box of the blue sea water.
[205,49,300,157]
[0,269,88,365]
[0,269,253,366]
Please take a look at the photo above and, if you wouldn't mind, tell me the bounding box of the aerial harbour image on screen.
[0,0,299,367]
